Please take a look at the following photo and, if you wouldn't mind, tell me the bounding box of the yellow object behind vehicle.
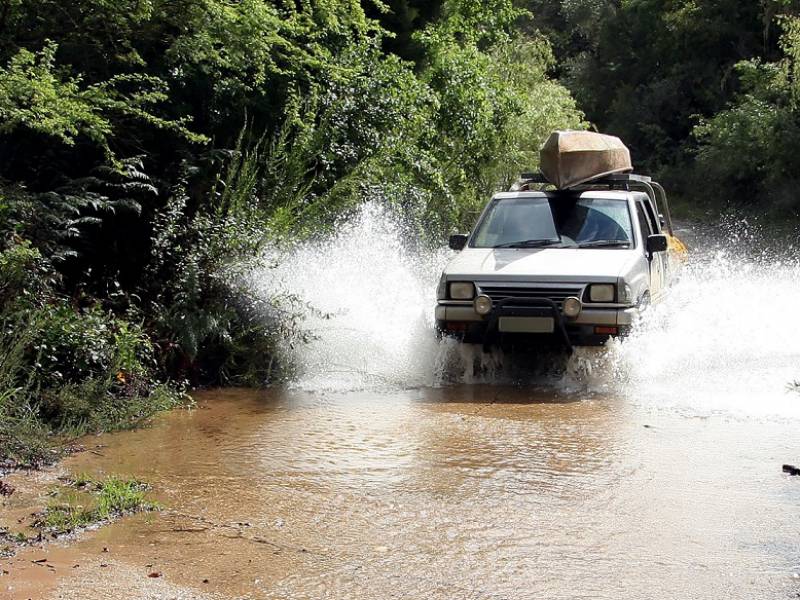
[667,235,688,261]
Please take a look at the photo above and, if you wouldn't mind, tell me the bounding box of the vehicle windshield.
[471,196,634,249]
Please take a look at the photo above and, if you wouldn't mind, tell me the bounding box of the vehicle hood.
[443,247,639,282]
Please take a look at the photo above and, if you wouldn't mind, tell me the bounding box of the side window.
[643,199,660,233]
[636,202,652,248]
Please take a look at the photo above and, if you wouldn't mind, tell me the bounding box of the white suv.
[435,174,678,349]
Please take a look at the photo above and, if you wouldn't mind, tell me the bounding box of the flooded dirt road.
[3,384,800,599]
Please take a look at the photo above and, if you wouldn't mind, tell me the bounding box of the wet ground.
[3,384,800,599]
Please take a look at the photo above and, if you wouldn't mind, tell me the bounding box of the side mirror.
[646,234,668,254]
[449,234,469,251]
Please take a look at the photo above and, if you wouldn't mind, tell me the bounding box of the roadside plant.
[34,475,157,535]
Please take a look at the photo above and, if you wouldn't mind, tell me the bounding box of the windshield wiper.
[494,239,562,249]
[578,240,631,248]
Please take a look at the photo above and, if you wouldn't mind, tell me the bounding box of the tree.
[362,0,444,63]
[524,0,769,180]
[693,14,800,214]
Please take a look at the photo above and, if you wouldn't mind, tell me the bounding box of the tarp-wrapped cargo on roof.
[539,131,633,190]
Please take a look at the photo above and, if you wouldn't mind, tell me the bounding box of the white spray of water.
[254,204,449,391]
[596,242,800,417]
[253,204,800,417]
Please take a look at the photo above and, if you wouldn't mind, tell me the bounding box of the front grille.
[478,285,585,309]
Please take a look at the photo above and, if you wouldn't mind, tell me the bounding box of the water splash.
[254,203,448,391]
[560,221,800,416]
[253,204,800,416]
[602,237,800,417]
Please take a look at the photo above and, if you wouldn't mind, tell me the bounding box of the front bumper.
[435,299,638,349]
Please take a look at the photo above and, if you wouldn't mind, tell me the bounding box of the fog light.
[449,282,475,300]
[589,284,615,303]
[474,295,493,316]
[563,296,582,318]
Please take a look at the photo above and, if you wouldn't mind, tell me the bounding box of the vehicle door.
[635,200,667,300]
[643,196,674,286]
[644,196,672,288]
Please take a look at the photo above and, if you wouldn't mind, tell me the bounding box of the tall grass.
[0,321,50,465]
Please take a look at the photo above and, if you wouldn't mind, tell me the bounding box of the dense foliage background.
[527,0,800,213]
[2,0,799,463]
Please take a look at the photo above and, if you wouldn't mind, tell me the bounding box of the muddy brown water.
[2,385,800,599]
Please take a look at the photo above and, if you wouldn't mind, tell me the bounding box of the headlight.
[449,282,475,300]
[563,296,582,318]
[474,295,492,315]
[589,284,615,303]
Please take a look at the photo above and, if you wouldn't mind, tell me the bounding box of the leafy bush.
[39,380,182,433]
[0,240,182,464]
[30,303,153,388]
[693,16,800,214]
[0,239,56,311]
[0,42,204,156]
[0,310,183,463]
[144,167,310,385]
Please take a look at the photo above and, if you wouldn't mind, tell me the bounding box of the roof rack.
[517,172,674,236]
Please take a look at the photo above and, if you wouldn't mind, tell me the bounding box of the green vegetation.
[33,475,157,535]
[693,15,800,212]
[0,238,186,465]
[526,0,800,216]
